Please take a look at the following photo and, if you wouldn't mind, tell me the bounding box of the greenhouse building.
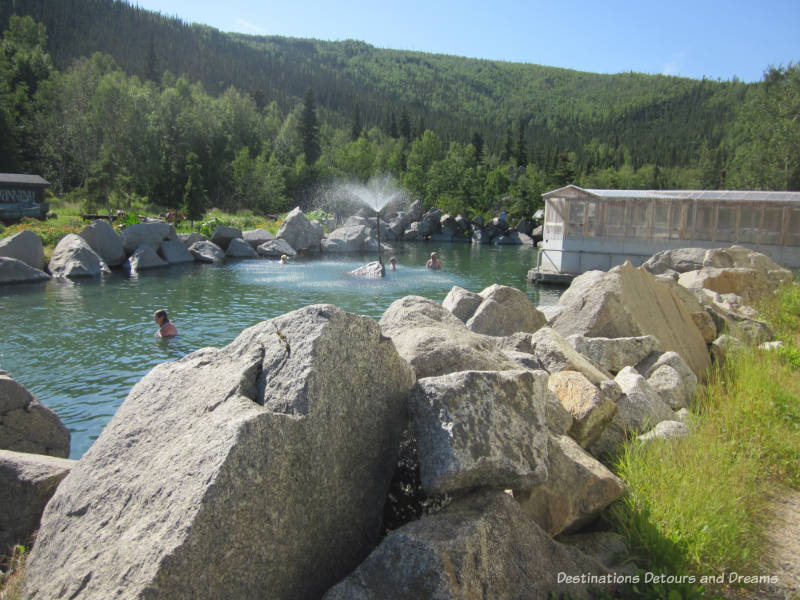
[530,185,800,282]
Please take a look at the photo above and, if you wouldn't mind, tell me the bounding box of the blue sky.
[132,0,798,82]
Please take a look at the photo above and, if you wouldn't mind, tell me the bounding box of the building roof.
[0,173,50,186]
[543,185,800,203]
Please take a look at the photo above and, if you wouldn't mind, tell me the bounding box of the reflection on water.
[0,243,564,458]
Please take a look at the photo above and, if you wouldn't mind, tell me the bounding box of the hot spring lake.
[0,243,563,458]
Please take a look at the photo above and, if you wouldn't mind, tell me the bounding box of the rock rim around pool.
[24,305,415,600]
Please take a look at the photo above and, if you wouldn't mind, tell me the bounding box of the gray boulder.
[642,247,707,275]
[0,229,46,269]
[349,261,385,278]
[566,334,660,375]
[242,228,274,248]
[547,371,617,448]
[470,226,488,244]
[0,449,75,556]
[502,349,545,371]
[637,420,690,444]
[410,370,549,495]
[402,222,423,241]
[159,239,195,264]
[256,238,296,258]
[0,256,50,285]
[24,305,415,600]
[516,217,534,235]
[323,489,607,600]
[640,351,697,410]
[379,296,520,379]
[177,232,207,247]
[189,240,225,264]
[277,207,323,252]
[703,245,793,290]
[515,434,626,536]
[120,222,175,255]
[79,220,125,267]
[465,284,547,337]
[408,199,424,221]
[551,263,710,380]
[210,225,243,250]
[0,372,70,457]
[225,237,259,258]
[589,366,675,458]
[441,285,482,322]
[531,327,613,384]
[47,234,110,278]
[321,225,368,252]
[125,244,168,273]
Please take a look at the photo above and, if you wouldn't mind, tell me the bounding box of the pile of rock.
[9,243,793,599]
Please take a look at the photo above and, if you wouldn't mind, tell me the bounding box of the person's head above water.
[153,309,178,337]
[389,256,398,270]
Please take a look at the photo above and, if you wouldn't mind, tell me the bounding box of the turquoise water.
[0,243,563,458]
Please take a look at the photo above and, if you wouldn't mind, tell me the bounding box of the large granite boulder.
[277,207,323,252]
[0,229,46,269]
[703,245,793,289]
[379,296,520,379]
[566,334,660,375]
[242,228,275,248]
[48,234,110,278]
[637,420,690,444]
[639,351,697,410]
[515,434,626,536]
[547,371,617,448]
[410,370,549,495]
[120,222,175,255]
[589,366,675,458]
[125,244,168,273]
[408,199,424,222]
[323,489,607,600]
[225,237,259,258]
[349,261,385,278]
[79,220,125,267]
[0,256,50,284]
[256,238,296,258]
[465,284,547,337]
[210,225,242,250]
[189,240,225,264]
[0,449,75,556]
[642,247,707,276]
[550,263,710,379]
[401,222,423,241]
[530,327,613,384]
[24,305,415,600]
[442,285,483,322]
[177,232,207,247]
[0,372,70,457]
[158,239,195,264]
[320,225,368,252]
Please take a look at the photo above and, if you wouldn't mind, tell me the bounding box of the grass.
[0,545,27,600]
[605,280,800,597]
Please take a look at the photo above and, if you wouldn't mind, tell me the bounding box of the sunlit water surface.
[0,243,563,458]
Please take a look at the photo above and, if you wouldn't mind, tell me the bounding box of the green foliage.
[607,283,800,595]
[0,544,27,600]
[198,216,228,238]
[298,88,320,166]
[183,151,207,223]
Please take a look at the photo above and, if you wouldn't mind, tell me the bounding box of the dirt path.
[749,489,800,599]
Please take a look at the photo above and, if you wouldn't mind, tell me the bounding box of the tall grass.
[0,545,27,600]
[606,281,800,595]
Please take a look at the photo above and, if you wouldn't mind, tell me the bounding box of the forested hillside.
[1,0,797,221]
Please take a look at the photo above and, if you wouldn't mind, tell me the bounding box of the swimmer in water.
[426,252,441,270]
[153,309,178,338]
[389,256,398,270]
[279,254,289,264]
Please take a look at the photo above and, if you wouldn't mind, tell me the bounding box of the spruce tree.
[183,152,207,227]
[298,88,321,165]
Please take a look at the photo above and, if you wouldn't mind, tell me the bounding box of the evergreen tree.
[389,111,398,139]
[516,118,527,167]
[351,103,361,141]
[471,131,484,163]
[399,108,411,139]
[298,88,320,165]
[501,126,513,162]
[183,152,207,226]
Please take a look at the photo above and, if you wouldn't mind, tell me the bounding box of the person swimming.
[389,256,398,270]
[279,254,289,264]
[153,309,178,338]
[426,252,441,270]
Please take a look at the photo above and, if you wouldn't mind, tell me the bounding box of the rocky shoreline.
[0,203,540,285]
[0,244,793,599]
